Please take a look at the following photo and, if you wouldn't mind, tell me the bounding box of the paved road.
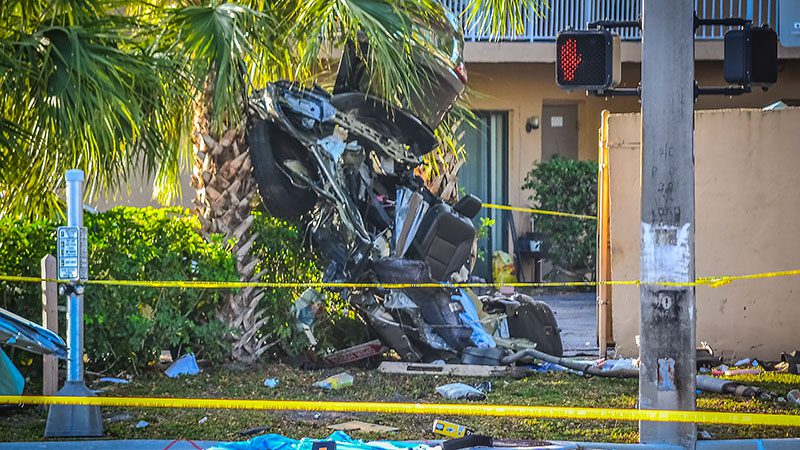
[534,292,598,356]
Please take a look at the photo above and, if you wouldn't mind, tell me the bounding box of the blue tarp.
[211,431,432,450]
[452,289,495,348]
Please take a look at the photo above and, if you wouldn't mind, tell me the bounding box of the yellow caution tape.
[482,203,597,221]
[2,269,800,290]
[0,396,797,427]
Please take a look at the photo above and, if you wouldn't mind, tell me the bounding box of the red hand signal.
[560,38,582,81]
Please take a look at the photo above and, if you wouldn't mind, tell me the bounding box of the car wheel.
[246,117,317,219]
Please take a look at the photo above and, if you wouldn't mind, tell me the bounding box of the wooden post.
[597,109,613,357]
[41,254,58,396]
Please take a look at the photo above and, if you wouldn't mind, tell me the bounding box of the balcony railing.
[442,0,780,41]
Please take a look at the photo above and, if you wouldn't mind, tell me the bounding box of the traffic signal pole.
[639,0,697,448]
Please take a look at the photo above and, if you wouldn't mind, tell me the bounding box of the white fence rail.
[441,0,779,41]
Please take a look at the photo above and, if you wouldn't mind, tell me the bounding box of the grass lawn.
[1,364,799,443]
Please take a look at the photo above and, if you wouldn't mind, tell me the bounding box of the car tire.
[246,117,317,219]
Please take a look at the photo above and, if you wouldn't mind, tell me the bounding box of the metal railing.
[442,0,779,41]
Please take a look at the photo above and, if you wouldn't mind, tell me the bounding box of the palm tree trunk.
[422,149,464,204]
[190,79,267,363]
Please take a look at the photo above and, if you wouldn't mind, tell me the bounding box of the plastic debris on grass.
[98,377,129,384]
[314,372,353,390]
[435,383,487,401]
[165,353,200,378]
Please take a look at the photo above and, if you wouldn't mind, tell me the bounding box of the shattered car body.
[0,307,67,358]
[247,80,483,361]
[245,4,562,362]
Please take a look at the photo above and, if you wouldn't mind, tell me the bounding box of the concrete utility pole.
[639,0,697,448]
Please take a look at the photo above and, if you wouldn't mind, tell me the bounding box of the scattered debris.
[107,413,134,423]
[475,381,492,393]
[312,440,336,450]
[97,377,129,384]
[378,361,514,377]
[787,389,800,407]
[135,420,149,429]
[696,375,768,398]
[263,378,279,389]
[314,372,354,390]
[198,416,208,425]
[439,434,494,450]
[164,353,200,378]
[735,358,752,366]
[698,430,714,440]
[292,289,324,347]
[159,350,173,364]
[722,367,763,376]
[320,340,386,367]
[0,307,67,357]
[432,419,471,438]
[779,351,800,374]
[492,251,516,284]
[327,420,399,433]
[435,383,487,401]
[238,426,271,437]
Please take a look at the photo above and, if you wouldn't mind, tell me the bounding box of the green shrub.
[249,211,366,357]
[521,156,597,277]
[0,207,237,374]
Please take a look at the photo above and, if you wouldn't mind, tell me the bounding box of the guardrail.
[442,0,779,41]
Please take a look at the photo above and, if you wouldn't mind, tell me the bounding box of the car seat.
[407,195,481,281]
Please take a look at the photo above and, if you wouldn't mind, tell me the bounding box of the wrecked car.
[246,4,562,363]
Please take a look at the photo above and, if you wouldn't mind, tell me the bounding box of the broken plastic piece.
[432,419,470,438]
[263,378,279,389]
[164,353,200,378]
[328,421,398,433]
[787,389,800,407]
[314,372,354,390]
[97,377,129,384]
[435,383,486,401]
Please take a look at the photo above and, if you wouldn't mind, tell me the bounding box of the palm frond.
[464,0,548,39]
[0,12,191,218]
[161,2,286,134]
[288,0,455,111]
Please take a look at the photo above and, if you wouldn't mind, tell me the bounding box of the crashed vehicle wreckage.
[245,6,563,364]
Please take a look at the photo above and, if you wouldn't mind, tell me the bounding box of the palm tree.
[0,0,545,361]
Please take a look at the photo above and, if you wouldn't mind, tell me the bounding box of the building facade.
[452,0,800,280]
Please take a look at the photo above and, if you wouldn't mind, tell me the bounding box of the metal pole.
[640,0,697,448]
[45,169,103,437]
[65,169,84,382]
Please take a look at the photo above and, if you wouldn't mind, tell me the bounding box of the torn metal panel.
[0,307,66,358]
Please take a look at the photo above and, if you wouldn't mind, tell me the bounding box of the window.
[458,111,509,279]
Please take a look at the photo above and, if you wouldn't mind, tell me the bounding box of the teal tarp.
[0,347,24,395]
[211,431,432,450]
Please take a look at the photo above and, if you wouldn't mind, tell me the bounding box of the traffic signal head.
[556,29,621,91]
[724,26,778,86]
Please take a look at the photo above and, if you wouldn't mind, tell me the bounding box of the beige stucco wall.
[89,169,195,212]
[608,107,800,360]
[465,59,800,266]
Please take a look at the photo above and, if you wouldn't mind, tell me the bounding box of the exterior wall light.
[526,116,540,132]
